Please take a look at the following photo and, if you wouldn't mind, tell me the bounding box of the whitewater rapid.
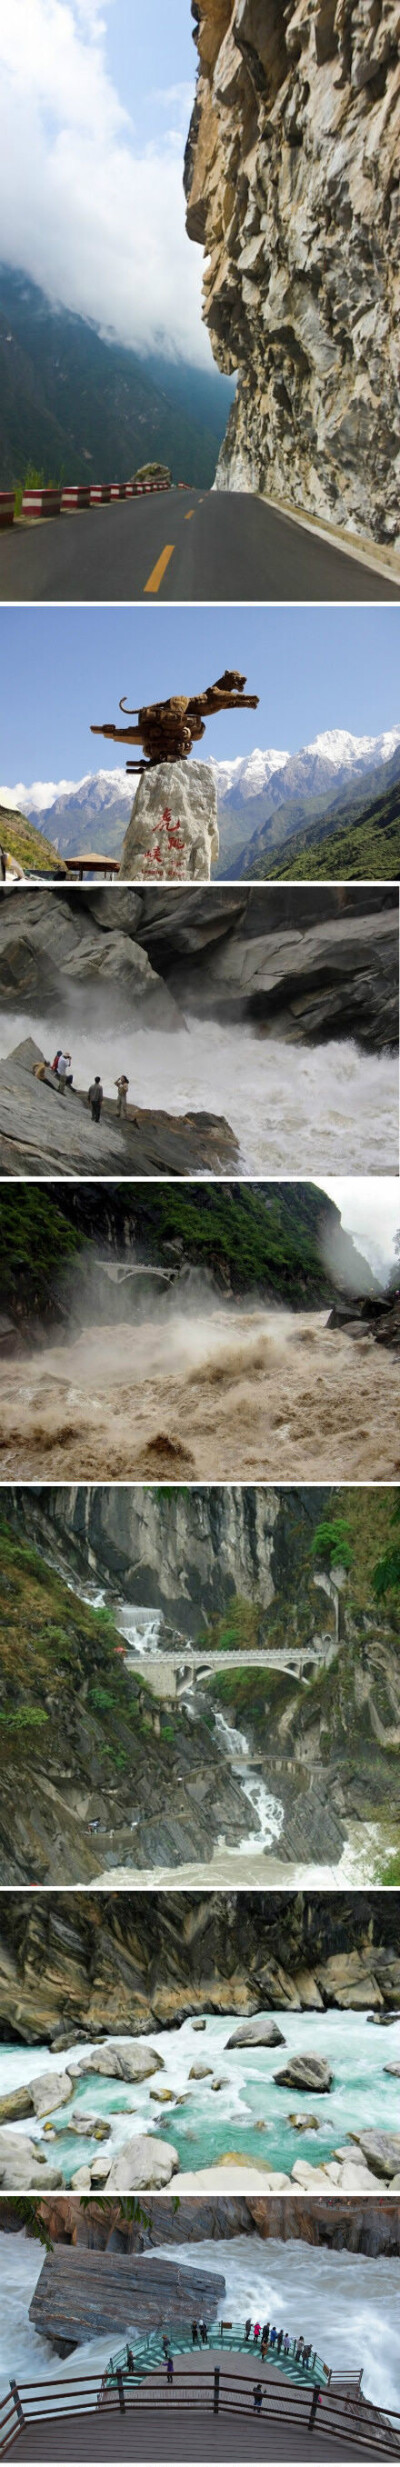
[0,2011,399,2187]
[1,1305,399,1480]
[0,1010,397,1173]
[1,2229,399,2417]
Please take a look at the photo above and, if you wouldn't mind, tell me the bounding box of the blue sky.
[1,606,399,788]
[0,1,208,364]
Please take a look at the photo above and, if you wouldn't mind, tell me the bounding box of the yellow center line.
[185,510,195,520]
[144,545,175,595]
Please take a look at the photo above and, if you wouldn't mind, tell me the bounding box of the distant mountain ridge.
[2,725,399,872]
[0,266,235,492]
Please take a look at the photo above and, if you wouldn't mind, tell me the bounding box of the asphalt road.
[0,487,398,601]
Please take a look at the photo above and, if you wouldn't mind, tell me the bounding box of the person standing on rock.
[88,1076,103,1123]
[56,1050,72,1094]
[115,1072,129,1119]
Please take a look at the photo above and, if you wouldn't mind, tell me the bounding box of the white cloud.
[0,0,210,365]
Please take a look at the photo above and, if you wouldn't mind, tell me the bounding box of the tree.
[311,1519,353,1572]
[372,1497,400,1600]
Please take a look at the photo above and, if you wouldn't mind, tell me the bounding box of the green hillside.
[0,801,66,875]
[0,268,233,492]
[261,779,400,880]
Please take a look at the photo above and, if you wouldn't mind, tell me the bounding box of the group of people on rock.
[33,1045,131,1123]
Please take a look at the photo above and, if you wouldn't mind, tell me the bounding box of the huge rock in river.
[273,2054,334,2092]
[29,2247,226,2351]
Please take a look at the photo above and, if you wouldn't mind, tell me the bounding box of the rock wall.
[26,2192,399,2260]
[185,2,400,548]
[14,1483,325,1629]
[0,1890,398,2042]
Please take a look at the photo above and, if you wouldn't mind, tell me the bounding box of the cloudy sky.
[0,0,210,364]
[1,605,399,789]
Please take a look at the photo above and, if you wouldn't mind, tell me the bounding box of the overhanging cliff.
[185,2,400,549]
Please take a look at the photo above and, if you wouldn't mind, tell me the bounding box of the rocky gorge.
[2,1482,399,1888]
[0,883,397,1176]
[185,1,400,559]
[0,1891,399,2194]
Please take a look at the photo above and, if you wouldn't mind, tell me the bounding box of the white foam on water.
[0,1011,397,1172]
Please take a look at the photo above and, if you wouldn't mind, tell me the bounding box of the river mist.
[0,1008,397,1173]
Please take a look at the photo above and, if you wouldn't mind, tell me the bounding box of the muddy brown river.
[1,1305,399,1480]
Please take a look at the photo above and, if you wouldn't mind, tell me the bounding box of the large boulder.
[351,2132,400,2180]
[119,761,219,882]
[30,2071,73,2118]
[103,2134,180,2191]
[71,2042,163,2084]
[273,2054,334,2093]
[0,2132,63,2189]
[225,2019,286,2048]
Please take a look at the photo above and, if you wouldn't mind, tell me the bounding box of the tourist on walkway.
[261,2324,269,2346]
[199,2321,208,2344]
[283,2333,291,2357]
[192,2321,199,2345]
[296,2337,305,2364]
[253,2383,263,2415]
[88,1075,103,1122]
[254,2322,261,2344]
[166,2355,174,2385]
[125,2348,134,2376]
[245,2319,252,2342]
[162,2335,170,2359]
[269,2326,277,2349]
[277,2328,283,2355]
[115,1072,129,1119]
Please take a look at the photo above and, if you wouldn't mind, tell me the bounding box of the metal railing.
[106,2318,330,2391]
[1,2368,400,2457]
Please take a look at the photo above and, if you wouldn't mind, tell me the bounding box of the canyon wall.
[13,1483,326,1627]
[185,2,400,548]
[23,2192,400,2260]
[0,1889,399,2042]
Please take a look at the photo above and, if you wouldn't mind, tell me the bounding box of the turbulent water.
[0,1009,398,1172]
[1,1305,399,1479]
[0,2011,399,2188]
[1,2230,399,2417]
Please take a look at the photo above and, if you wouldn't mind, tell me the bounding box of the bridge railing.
[1,2370,400,2456]
[106,2318,329,2390]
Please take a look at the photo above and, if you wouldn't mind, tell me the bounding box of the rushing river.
[0,2229,399,2416]
[1,1306,399,1481]
[1,2010,399,2187]
[0,1010,397,1173]
[54,1566,394,1889]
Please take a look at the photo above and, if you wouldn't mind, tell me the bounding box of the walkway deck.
[4,2356,397,2464]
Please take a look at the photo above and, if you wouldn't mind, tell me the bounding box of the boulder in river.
[72,2042,163,2083]
[226,2018,286,2049]
[0,2132,63,2189]
[350,2131,400,2179]
[31,2071,73,2117]
[273,2054,334,2092]
[103,2134,180,2191]
[287,2112,321,2131]
[189,2062,214,2080]
[29,2247,226,2349]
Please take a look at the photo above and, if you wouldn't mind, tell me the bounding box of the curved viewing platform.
[1,2347,398,2464]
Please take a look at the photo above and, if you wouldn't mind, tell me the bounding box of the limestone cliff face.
[25,2192,400,2260]
[185,2,400,547]
[11,1483,326,1628]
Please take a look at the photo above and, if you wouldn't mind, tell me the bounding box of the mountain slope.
[262,778,400,882]
[0,268,234,492]
[0,802,67,876]
[222,735,400,880]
